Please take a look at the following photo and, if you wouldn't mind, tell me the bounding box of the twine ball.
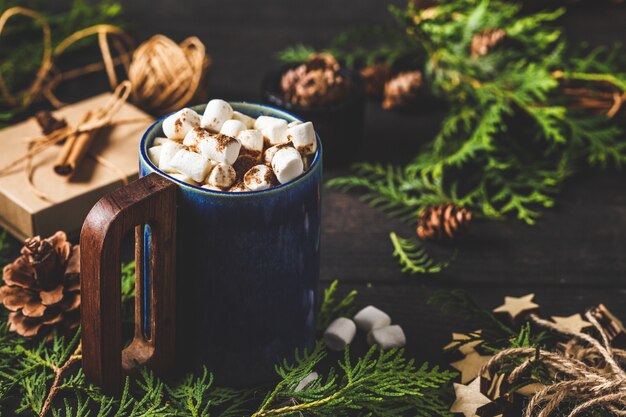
[128,35,212,115]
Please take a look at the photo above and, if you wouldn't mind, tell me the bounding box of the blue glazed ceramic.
[138,103,322,386]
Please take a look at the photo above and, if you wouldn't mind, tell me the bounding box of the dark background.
[35,0,626,364]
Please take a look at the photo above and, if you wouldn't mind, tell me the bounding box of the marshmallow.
[294,372,319,392]
[236,129,264,156]
[148,146,162,166]
[158,141,185,172]
[229,181,249,193]
[287,121,317,155]
[152,137,168,146]
[324,317,356,351]
[367,325,406,349]
[254,115,285,130]
[183,127,211,149]
[201,184,223,191]
[264,143,293,165]
[169,149,214,183]
[162,108,201,140]
[169,173,197,186]
[288,120,302,128]
[201,99,233,132]
[255,115,289,145]
[232,111,255,129]
[353,306,392,332]
[272,147,304,184]
[220,119,246,138]
[197,133,241,165]
[206,162,236,189]
[243,164,276,191]
[262,120,289,145]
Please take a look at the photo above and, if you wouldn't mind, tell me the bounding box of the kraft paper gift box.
[0,93,153,240]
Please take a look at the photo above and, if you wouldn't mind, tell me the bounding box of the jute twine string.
[128,34,211,115]
[482,313,626,417]
[0,81,133,202]
[0,7,134,109]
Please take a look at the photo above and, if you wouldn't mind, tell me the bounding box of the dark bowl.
[261,67,366,168]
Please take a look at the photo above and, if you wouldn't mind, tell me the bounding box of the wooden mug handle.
[80,173,177,394]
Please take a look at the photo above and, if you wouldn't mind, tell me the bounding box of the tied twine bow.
[482,312,626,417]
[0,81,133,201]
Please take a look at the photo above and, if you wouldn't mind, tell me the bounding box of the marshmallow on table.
[162,108,201,140]
[158,141,185,172]
[148,146,162,166]
[324,317,356,351]
[244,164,275,191]
[153,137,168,146]
[353,306,392,332]
[197,133,241,165]
[232,111,256,129]
[169,173,197,185]
[183,127,211,149]
[272,147,304,184]
[236,129,264,156]
[169,149,214,183]
[367,325,406,349]
[201,99,233,132]
[264,143,293,165]
[287,121,317,155]
[255,115,289,145]
[206,162,236,189]
[220,119,246,137]
[294,372,319,392]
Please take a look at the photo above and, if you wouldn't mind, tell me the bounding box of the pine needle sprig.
[316,280,358,331]
[389,232,451,274]
[252,344,456,417]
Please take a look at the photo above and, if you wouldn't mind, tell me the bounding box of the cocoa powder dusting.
[212,133,237,152]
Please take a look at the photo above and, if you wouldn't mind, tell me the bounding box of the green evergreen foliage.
[322,0,626,273]
[0,262,455,417]
[390,232,451,274]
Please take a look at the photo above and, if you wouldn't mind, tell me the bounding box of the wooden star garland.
[451,350,493,384]
[492,293,538,320]
[551,313,592,333]
[450,378,499,417]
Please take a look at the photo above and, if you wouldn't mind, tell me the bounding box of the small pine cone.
[360,62,391,98]
[471,28,506,58]
[0,232,80,339]
[382,70,422,110]
[417,204,472,241]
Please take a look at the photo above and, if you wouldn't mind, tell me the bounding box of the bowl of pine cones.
[261,53,366,168]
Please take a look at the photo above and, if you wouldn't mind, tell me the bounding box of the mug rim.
[139,102,323,197]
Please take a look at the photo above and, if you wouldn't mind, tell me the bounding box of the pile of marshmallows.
[324,305,406,351]
[148,99,317,192]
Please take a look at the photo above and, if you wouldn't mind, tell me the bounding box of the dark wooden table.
[20,0,626,366]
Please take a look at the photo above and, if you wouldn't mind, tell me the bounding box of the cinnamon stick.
[53,111,95,177]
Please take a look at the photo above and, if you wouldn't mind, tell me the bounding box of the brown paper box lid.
[0,93,153,240]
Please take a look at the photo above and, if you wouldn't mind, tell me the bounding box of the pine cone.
[0,232,80,339]
[471,29,506,58]
[417,204,472,241]
[360,62,391,98]
[382,70,422,110]
[280,53,352,107]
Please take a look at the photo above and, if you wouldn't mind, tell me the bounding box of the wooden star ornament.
[450,378,496,417]
[551,314,592,333]
[444,330,483,355]
[451,350,493,383]
[493,293,539,320]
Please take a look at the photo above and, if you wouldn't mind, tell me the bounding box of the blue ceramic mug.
[80,103,322,393]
